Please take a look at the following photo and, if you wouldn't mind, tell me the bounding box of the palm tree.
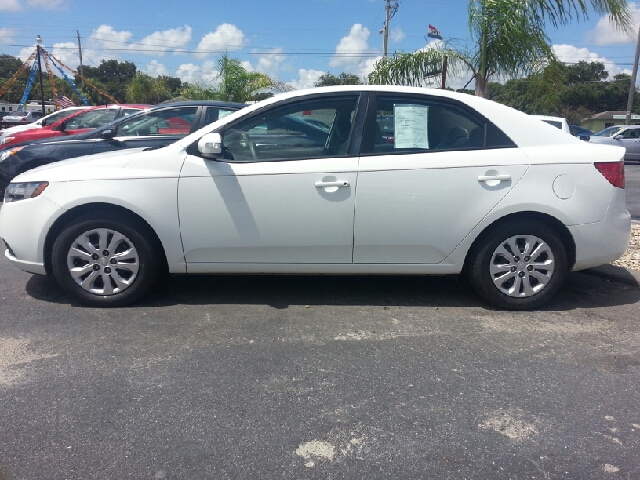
[180,54,292,103]
[369,0,631,98]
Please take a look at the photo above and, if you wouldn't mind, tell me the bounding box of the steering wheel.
[239,132,257,160]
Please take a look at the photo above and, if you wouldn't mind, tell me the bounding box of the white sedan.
[0,86,631,309]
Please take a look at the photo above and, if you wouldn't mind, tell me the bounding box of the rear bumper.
[569,188,631,271]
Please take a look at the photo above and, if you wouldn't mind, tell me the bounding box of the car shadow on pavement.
[24,270,640,311]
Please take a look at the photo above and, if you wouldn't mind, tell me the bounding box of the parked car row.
[0,101,246,194]
[0,86,631,311]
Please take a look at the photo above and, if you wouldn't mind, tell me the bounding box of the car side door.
[177,94,364,268]
[353,93,529,265]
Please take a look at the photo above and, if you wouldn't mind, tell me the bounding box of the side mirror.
[52,122,64,132]
[579,135,590,141]
[101,128,116,139]
[613,133,623,140]
[198,132,222,158]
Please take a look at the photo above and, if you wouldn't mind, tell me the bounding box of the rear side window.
[362,95,514,155]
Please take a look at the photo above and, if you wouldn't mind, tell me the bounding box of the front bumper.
[0,194,63,276]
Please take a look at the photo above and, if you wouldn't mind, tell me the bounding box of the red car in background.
[0,104,150,148]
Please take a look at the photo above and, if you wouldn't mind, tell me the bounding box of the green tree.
[314,72,363,87]
[126,73,172,104]
[77,59,138,103]
[0,54,31,103]
[369,0,631,98]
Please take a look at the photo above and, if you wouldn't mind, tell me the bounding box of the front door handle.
[478,174,511,183]
[315,181,350,188]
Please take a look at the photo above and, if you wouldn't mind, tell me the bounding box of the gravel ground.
[612,223,640,271]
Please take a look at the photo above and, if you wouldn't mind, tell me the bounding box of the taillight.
[594,161,625,188]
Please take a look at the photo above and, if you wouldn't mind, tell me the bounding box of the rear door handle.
[478,174,511,183]
[315,181,350,188]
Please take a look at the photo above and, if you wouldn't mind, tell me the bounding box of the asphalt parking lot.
[0,163,638,480]
[1,250,639,479]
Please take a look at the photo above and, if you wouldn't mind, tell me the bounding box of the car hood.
[587,136,615,145]
[13,147,150,183]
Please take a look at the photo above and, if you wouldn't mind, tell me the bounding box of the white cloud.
[176,63,202,83]
[0,0,66,10]
[27,0,64,8]
[0,28,17,44]
[136,25,191,56]
[585,2,640,46]
[146,60,168,77]
[330,24,380,77]
[195,24,246,59]
[553,44,629,77]
[254,48,286,77]
[0,0,20,11]
[287,69,325,90]
[88,25,133,54]
[390,27,406,43]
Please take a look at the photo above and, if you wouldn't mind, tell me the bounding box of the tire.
[467,219,568,310]
[52,212,161,307]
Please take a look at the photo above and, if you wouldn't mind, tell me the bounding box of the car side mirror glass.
[198,132,222,158]
[101,128,116,139]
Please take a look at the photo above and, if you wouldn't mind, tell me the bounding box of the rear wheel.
[467,220,568,310]
[52,212,161,307]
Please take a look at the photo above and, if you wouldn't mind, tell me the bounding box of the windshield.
[593,126,623,137]
[541,120,562,129]
[65,109,119,129]
[44,109,79,124]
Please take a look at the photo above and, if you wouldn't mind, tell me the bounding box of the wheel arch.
[461,211,576,274]
[43,202,168,275]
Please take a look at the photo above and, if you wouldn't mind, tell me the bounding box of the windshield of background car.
[593,126,623,137]
[65,109,119,130]
[42,109,79,125]
[541,120,562,129]
[116,107,198,137]
[10,112,29,117]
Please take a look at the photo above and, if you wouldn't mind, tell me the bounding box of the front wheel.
[467,220,569,310]
[52,212,161,307]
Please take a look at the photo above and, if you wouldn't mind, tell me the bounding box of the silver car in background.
[588,125,640,162]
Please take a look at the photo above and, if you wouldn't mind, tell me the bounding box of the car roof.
[151,100,247,109]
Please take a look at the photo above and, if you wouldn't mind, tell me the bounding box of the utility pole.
[77,30,84,87]
[381,0,399,58]
[36,35,45,116]
[625,25,640,125]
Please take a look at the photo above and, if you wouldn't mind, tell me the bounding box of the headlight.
[0,146,23,162]
[4,182,49,203]
[0,137,15,145]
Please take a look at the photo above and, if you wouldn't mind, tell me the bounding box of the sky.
[2,0,640,91]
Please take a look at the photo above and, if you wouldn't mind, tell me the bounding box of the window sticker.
[394,104,429,149]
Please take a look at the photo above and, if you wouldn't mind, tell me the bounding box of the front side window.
[363,96,513,155]
[204,107,237,126]
[620,128,640,139]
[221,96,359,162]
[116,107,197,137]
